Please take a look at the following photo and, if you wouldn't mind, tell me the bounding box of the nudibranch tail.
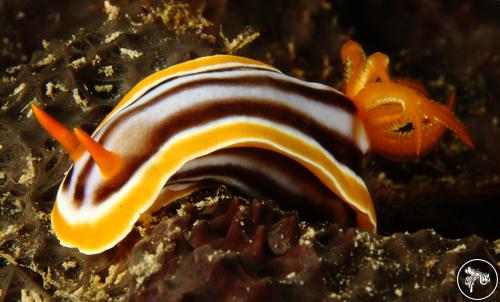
[341,40,474,159]
[73,128,123,178]
[31,104,81,161]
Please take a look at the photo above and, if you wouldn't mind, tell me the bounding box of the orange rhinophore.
[31,104,81,161]
[341,40,474,159]
[73,128,122,178]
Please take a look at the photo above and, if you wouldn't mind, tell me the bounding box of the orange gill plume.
[341,40,474,159]
[31,104,122,178]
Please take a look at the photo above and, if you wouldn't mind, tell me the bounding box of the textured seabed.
[0,1,498,301]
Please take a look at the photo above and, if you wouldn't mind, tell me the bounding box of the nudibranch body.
[32,41,473,254]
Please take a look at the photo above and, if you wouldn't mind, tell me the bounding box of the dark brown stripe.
[61,165,86,202]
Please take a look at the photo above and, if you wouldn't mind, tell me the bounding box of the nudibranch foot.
[341,40,474,159]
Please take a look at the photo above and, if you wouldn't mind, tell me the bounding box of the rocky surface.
[127,187,499,302]
[0,0,498,301]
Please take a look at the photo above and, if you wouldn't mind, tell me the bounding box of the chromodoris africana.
[31,41,473,254]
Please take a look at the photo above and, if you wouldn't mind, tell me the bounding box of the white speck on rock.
[92,55,102,66]
[69,57,87,69]
[446,243,466,253]
[104,32,122,43]
[18,154,38,186]
[98,65,114,77]
[120,48,142,59]
[72,88,89,109]
[34,54,56,67]
[10,83,25,96]
[129,243,165,287]
[104,0,119,21]
[94,84,113,93]
[299,227,316,246]
[394,288,403,297]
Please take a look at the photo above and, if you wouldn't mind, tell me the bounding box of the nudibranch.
[31,41,473,254]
